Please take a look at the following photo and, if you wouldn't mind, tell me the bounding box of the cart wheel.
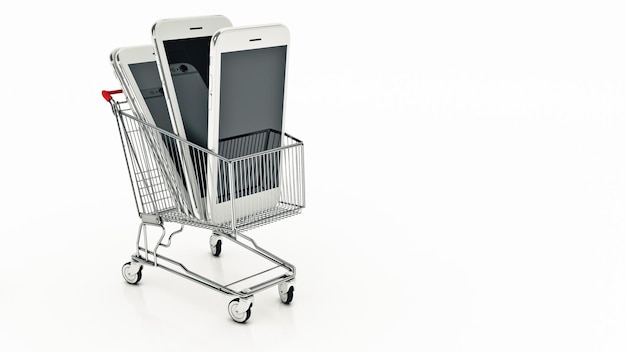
[211,238,222,257]
[228,298,252,323]
[121,262,142,285]
[279,285,294,304]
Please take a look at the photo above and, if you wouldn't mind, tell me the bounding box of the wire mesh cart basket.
[102,89,305,323]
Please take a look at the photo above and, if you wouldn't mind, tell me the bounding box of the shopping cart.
[102,89,305,323]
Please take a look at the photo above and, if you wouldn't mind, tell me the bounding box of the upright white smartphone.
[207,24,290,223]
[110,45,192,215]
[152,15,233,220]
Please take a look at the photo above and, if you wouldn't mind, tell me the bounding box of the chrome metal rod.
[133,253,290,297]
[133,252,237,296]
[228,162,236,232]
[115,115,141,216]
[119,111,228,161]
[138,249,216,285]
[222,231,296,275]
[143,225,149,263]
[159,225,184,248]
[247,275,293,293]
[300,144,306,208]
[135,223,143,258]
[228,141,303,163]
[152,225,167,266]
[224,265,282,288]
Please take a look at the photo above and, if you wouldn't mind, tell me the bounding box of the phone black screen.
[163,36,213,198]
[163,36,211,148]
[218,45,287,153]
[216,45,287,203]
[128,62,172,133]
[128,61,186,189]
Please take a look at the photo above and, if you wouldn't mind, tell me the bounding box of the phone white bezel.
[152,15,233,220]
[110,45,192,215]
[207,24,290,224]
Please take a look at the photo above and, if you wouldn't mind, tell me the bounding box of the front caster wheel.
[228,298,252,323]
[121,262,142,284]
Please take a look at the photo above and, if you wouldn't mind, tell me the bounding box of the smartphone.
[110,45,192,215]
[207,24,290,223]
[152,14,233,220]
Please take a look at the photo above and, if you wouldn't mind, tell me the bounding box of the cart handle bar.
[102,89,123,102]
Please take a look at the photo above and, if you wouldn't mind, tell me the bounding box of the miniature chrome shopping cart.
[102,89,304,323]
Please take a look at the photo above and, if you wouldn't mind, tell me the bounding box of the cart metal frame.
[103,90,304,323]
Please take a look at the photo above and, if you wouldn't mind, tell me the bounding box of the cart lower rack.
[103,90,305,323]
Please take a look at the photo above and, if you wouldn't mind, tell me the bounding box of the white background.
[1,0,626,351]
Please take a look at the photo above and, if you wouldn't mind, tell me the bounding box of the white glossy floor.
[2,1,626,351]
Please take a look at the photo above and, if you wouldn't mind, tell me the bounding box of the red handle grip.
[102,89,123,102]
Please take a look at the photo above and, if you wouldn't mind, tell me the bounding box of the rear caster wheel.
[210,235,222,257]
[279,281,295,304]
[121,262,142,284]
[228,298,252,323]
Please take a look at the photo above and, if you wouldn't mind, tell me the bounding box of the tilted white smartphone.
[110,45,192,215]
[207,24,290,224]
[152,15,233,220]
